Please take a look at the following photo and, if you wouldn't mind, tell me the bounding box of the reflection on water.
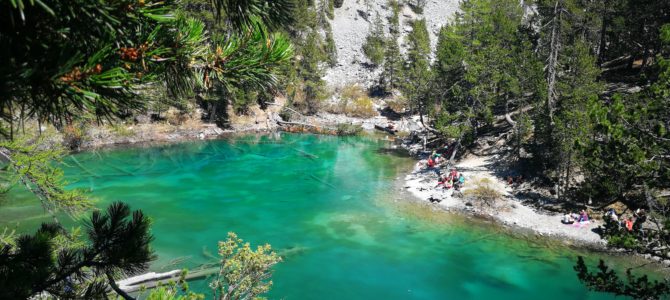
[0,133,655,299]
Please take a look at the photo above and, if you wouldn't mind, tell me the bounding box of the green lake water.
[0,133,648,299]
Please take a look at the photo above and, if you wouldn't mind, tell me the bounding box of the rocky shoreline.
[78,104,422,150]
[77,113,666,262]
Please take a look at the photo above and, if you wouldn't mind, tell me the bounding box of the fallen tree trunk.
[505,113,516,128]
[494,104,534,125]
[374,125,397,135]
[117,267,220,294]
[277,120,318,128]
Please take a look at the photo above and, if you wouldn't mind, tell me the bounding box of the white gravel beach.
[404,153,606,247]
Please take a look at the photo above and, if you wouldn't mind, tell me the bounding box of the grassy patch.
[109,124,135,137]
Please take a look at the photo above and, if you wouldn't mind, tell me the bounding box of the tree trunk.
[418,94,440,134]
[504,94,516,128]
[597,7,609,65]
[9,101,13,140]
[447,133,464,168]
[209,102,217,123]
[20,103,25,134]
[564,149,572,201]
[546,0,562,125]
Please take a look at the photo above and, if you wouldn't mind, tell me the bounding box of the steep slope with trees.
[402,0,669,297]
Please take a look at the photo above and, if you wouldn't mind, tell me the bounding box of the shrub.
[463,178,501,207]
[165,107,190,125]
[341,84,366,100]
[279,108,292,122]
[385,96,407,113]
[345,96,376,118]
[336,85,377,118]
[363,37,385,66]
[334,0,344,8]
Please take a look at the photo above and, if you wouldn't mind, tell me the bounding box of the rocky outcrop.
[324,0,459,88]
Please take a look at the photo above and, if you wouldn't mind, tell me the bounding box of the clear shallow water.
[0,133,642,299]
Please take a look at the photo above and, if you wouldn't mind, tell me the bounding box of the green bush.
[334,0,344,8]
[600,216,641,250]
[607,234,639,249]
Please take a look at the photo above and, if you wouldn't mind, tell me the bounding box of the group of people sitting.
[562,207,648,231]
[605,208,646,232]
[562,210,590,224]
[425,150,465,191]
[436,169,465,190]
[426,152,441,169]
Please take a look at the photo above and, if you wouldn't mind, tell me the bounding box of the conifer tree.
[578,23,670,203]
[551,40,602,198]
[298,30,328,114]
[430,0,535,145]
[0,202,154,299]
[403,18,431,113]
[362,12,387,67]
[532,0,604,194]
[381,0,404,91]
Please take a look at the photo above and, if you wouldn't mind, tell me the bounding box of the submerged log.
[277,121,339,136]
[105,163,134,176]
[308,174,336,189]
[293,148,319,160]
[277,120,318,128]
[70,156,100,178]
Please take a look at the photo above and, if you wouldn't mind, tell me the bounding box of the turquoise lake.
[0,133,646,299]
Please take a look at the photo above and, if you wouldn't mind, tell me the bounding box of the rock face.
[324,0,460,88]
